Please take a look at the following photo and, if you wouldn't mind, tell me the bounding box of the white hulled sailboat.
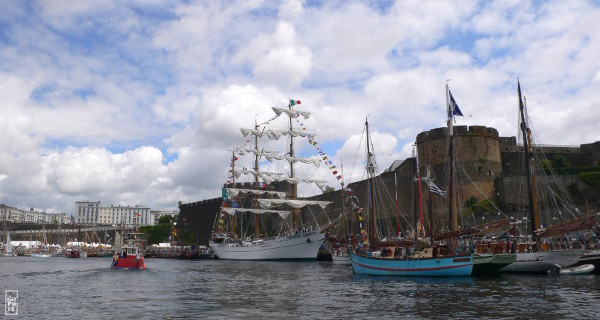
[501,81,584,273]
[209,99,331,260]
[1,228,16,257]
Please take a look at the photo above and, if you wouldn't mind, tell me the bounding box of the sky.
[1,0,599,216]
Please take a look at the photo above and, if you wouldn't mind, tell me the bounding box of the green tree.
[578,172,600,187]
[323,186,335,193]
[464,196,478,209]
[552,154,568,168]
[158,215,176,224]
[540,159,552,168]
[176,224,196,245]
[140,224,172,245]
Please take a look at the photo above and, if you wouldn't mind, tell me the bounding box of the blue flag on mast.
[448,89,464,117]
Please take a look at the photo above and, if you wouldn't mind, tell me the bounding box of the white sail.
[6,232,12,253]
[234,147,320,166]
[284,155,321,166]
[271,107,311,119]
[231,169,326,189]
[227,188,287,199]
[241,128,316,140]
[257,199,331,210]
[221,207,291,219]
[211,99,332,261]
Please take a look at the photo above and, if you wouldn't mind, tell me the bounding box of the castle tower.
[415,125,502,232]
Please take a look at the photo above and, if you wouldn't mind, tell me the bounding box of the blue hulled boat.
[348,115,472,277]
[349,247,472,277]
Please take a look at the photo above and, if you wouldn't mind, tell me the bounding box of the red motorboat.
[64,248,81,258]
[111,233,146,270]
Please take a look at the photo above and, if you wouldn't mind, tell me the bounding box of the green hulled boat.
[472,253,516,276]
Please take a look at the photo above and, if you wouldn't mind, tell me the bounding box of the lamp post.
[172,221,177,245]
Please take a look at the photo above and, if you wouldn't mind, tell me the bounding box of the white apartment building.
[0,205,70,224]
[151,209,179,222]
[76,201,154,226]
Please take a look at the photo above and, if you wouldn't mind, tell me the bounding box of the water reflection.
[1,257,599,319]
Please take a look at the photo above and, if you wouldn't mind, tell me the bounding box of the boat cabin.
[121,246,140,258]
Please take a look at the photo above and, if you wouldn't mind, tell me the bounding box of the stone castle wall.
[182,126,600,239]
[415,125,502,209]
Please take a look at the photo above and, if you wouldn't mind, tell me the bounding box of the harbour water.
[1,257,599,319]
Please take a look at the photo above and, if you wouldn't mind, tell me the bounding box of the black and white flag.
[428,181,447,198]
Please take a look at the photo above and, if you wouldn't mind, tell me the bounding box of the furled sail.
[231,169,327,190]
[234,147,320,166]
[227,188,287,199]
[257,199,331,210]
[241,127,315,140]
[272,107,311,119]
[221,207,290,219]
[284,155,321,166]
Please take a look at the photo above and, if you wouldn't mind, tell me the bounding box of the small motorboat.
[547,263,595,275]
[31,251,52,258]
[64,248,81,258]
[111,233,146,270]
[111,246,146,270]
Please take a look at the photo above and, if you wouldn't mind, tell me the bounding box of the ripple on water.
[2,257,600,319]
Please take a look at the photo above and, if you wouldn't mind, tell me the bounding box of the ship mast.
[426,133,434,236]
[231,150,237,240]
[518,80,540,247]
[340,160,346,243]
[365,118,375,246]
[446,83,458,232]
[289,101,297,230]
[254,120,260,239]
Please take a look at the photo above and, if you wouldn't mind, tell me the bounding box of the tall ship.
[209,99,332,260]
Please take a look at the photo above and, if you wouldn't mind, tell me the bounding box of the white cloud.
[249,22,313,88]
[1,0,600,216]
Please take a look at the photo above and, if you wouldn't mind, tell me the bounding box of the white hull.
[31,253,52,258]
[210,231,325,260]
[332,253,352,265]
[501,250,584,273]
[577,250,600,264]
[558,264,595,275]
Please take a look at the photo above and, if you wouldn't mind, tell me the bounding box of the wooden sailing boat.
[31,225,52,258]
[329,179,352,265]
[432,84,516,276]
[348,117,472,276]
[209,99,331,260]
[500,80,584,273]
